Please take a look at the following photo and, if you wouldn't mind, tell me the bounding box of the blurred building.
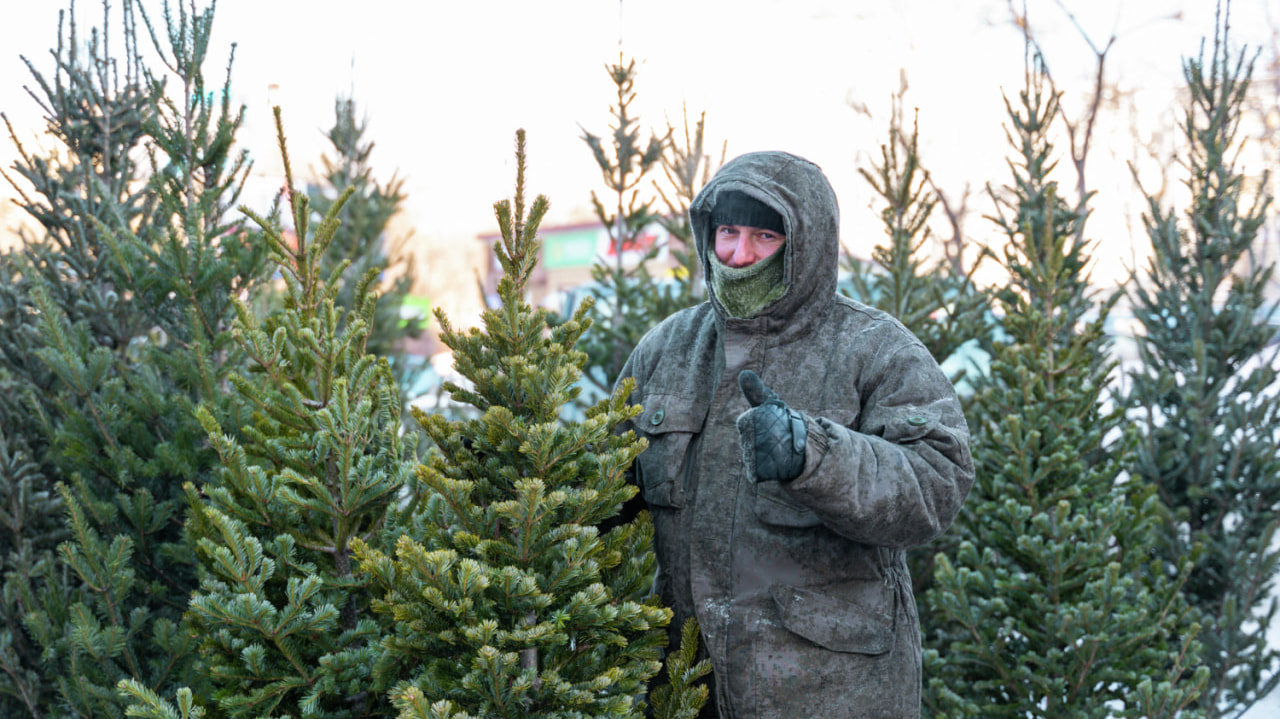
[477,220,679,312]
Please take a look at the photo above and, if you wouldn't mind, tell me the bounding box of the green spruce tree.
[308,95,425,399]
[353,130,675,718]
[922,56,1208,718]
[120,107,416,719]
[1123,7,1280,716]
[0,1,155,711]
[0,1,270,714]
[645,618,711,719]
[650,105,722,306]
[578,56,669,396]
[842,92,989,380]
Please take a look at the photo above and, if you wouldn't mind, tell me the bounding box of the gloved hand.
[736,370,807,482]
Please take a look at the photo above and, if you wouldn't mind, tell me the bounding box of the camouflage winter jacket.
[617,151,974,719]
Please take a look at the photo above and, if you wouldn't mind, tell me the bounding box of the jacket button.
[650,409,665,426]
[908,415,928,426]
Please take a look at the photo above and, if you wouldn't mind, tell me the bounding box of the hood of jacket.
[691,151,841,326]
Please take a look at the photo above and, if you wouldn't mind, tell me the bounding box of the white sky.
[2,0,1278,302]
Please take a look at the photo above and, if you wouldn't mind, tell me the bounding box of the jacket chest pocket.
[635,395,705,509]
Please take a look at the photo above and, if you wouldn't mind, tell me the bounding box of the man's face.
[714,224,786,268]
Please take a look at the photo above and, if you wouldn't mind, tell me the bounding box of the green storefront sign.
[543,228,601,269]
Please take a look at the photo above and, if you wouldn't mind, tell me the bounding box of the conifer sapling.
[120,106,416,718]
[354,130,671,719]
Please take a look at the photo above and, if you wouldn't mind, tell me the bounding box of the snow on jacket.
[616,151,974,718]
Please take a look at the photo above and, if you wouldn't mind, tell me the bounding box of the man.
[616,151,974,718]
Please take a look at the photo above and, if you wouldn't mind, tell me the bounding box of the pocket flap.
[638,394,706,435]
[755,481,822,528]
[769,580,895,655]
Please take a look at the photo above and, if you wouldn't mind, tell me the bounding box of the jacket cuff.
[793,414,831,483]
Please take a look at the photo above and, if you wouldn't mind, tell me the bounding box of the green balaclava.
[708,191,788,318]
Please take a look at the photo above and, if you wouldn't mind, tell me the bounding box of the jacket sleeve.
[783,340,975,548]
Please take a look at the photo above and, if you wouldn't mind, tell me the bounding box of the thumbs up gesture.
[736,370,808,482]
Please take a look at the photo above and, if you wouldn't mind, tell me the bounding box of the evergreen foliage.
[650,106,722,306]
[1123,8,1280,716]
[922,57,1208,718]
[120,107,416,718]
[0,2,149,708]
[646,619,711,719]
[0,425,63,717]
[577,56,671,395]
[307,96,425,400]
[0,1,269,714]
[841,91,991,397]
[353,130,677,718]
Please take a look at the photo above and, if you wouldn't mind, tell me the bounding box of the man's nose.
[729,240,755,267]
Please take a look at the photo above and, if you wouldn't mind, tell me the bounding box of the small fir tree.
[650,105,723,305]
[308,95,425,399]
[645,619,711,719]
[922,57,1208,718]
[1123,7,1280,716]
[0,1,154,710]
[841,92,989,381]
[577,56,668,395]
[0,1,270,714]
[120,107,416,719]
[353,130,676,718]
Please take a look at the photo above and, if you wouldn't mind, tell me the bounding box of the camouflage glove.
[736,370,807,482]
